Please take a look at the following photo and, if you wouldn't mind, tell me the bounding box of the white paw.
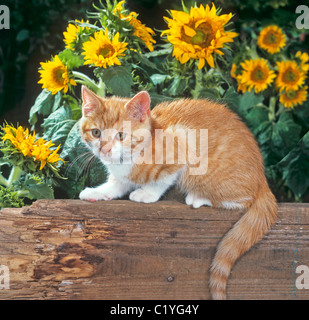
[129,188,160,203]
[79,184,119,202]
[185,192,212,208]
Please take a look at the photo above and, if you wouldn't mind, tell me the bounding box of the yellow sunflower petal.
[82,30,128,68]
[280,86,308,108]
[238,58,275,93]
[276,60,306,92]
[38,55,76,94]
[161,3,238,68]
[257,25,286,54]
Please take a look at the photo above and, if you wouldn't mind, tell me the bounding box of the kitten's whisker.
[75,153,97,181]
[63,151,94,177]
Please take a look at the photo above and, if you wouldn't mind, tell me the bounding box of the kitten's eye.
[92,129,101,138]
[115,132,126,141]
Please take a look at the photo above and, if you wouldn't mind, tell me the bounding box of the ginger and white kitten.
[79,85,277,300]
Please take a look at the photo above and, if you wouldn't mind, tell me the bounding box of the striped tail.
[209,185,278,300]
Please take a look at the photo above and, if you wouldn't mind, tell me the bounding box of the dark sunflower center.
[252,67,266,81]
[191,30,206,45]
[283,69,297,83]
[181,22,214,48]
[54,68,65,83]
[98,45,115,58]
[286,90,297,99]
[266,32,278,44]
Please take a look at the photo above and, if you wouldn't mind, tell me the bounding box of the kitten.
[79,85,277,300]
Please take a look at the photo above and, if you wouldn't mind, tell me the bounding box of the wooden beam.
[0,200,309,300]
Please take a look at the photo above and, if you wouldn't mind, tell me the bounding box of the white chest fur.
[106,163,135,182]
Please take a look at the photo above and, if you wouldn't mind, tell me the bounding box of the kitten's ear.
[125,91,151,122]
[81,85,101,116]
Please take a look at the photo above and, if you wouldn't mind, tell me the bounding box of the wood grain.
[0,200,309,300]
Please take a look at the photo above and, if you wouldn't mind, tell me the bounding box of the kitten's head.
[79,86,152,164]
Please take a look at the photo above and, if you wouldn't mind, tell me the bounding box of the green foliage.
[0,186,24,209]
[29,90,62,129]
[223,86,309,201]
[59,122,107,198]
[2,0,309,205]
[0,0,92,118]
[96,65,133,97]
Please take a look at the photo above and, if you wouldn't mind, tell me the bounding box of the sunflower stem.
[72,71,100,93]
[7,165,23,188]
[16,189,30,198]
[275,105,285,117]
[97,78,106,97]
[0,173,8,187]
[268,96,277,122]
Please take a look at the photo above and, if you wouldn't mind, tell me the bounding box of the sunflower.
[63,19,89,50]
[296,51,309,73]
[2,125,35,157]
[257,25,286,54]
[236,76,248,93]
[230,64,247,93]
[113,1,156,52]
[38,55,77,95]
[32,138,63,170]
[238,58,276,93]
[128,15,156,52]
[162,3,238,69]
[1,124,64,170]
[276,60,306,92]
[279,86,308,108]
[82,28,128,68]
[230,63,237,79]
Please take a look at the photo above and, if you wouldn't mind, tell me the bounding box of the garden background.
[0,0,309,207]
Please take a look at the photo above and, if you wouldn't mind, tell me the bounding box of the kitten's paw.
[185,192,212,209]
[129,188,160,203]
[79,185,118,202]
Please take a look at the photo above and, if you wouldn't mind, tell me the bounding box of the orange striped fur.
[79,86,278,300]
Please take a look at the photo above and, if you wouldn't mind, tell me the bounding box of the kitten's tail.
[209,185,277,300]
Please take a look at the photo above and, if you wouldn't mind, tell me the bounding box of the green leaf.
[150,74,168,86]
[167,77,187,97]
[134,51,162,72]
[100,66,133,97]
[148,92,174,108]
[245,107,269,134]
[16,29,30,42]
[29,90,62,129]
[237,91,264,118]
[73,21,101,31]
[59,122,107,199]
[58,49,84,69]
[222,86,240,111]
[278,131,309,199]
[256,122,277,166]
[271,112,302,159]
[62,95,82,120]
[195,87,221,100]
[0,186,24,209]
[42,106,76,147]
[292,100,309,130]
[23,178,54,200]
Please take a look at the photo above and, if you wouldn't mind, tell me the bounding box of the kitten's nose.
[101,143,112,156]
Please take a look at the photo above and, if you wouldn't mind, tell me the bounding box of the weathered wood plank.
[0,200,309,300]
